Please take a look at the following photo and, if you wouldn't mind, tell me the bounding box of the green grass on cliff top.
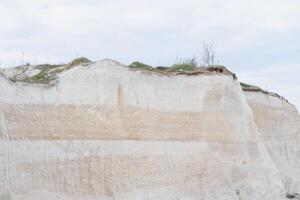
[7,57,236,85]
[128,58,200,74]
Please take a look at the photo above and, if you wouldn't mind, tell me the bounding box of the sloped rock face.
[0,60,293,199]
[245,91,300,196]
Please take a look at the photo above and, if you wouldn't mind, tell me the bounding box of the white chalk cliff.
[0,59,299,200]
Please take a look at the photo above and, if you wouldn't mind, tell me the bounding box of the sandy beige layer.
[1,104,256,142]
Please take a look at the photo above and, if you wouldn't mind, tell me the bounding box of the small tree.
[201,41,216,66]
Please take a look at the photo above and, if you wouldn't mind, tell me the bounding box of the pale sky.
[0,0,299,110]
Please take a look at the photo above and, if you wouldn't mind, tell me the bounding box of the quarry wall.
[0,60,298,199]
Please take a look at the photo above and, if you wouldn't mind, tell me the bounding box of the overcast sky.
[0,0,299,110]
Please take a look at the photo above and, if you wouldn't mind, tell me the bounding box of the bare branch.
[201,41,216,66]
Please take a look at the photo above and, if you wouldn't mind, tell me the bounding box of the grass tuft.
[240,82,254,88]
[128,58,199,73]
[128,62,153,71]
[67,57,91,68]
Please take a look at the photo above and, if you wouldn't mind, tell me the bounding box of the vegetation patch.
[4,57,91,85]
[240,82,255,88]
[128,58,199,74]
[167,63,197,73]
[65,57,91,69]
[35,64,63,70]
[128,62,153,71]
[127,59,233,76]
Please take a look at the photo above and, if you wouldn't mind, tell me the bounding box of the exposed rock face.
[245,91,300,196]
[0,60,298,200]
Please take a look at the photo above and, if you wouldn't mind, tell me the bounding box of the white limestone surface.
[245,91,300,195]
[0,60,295,199]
